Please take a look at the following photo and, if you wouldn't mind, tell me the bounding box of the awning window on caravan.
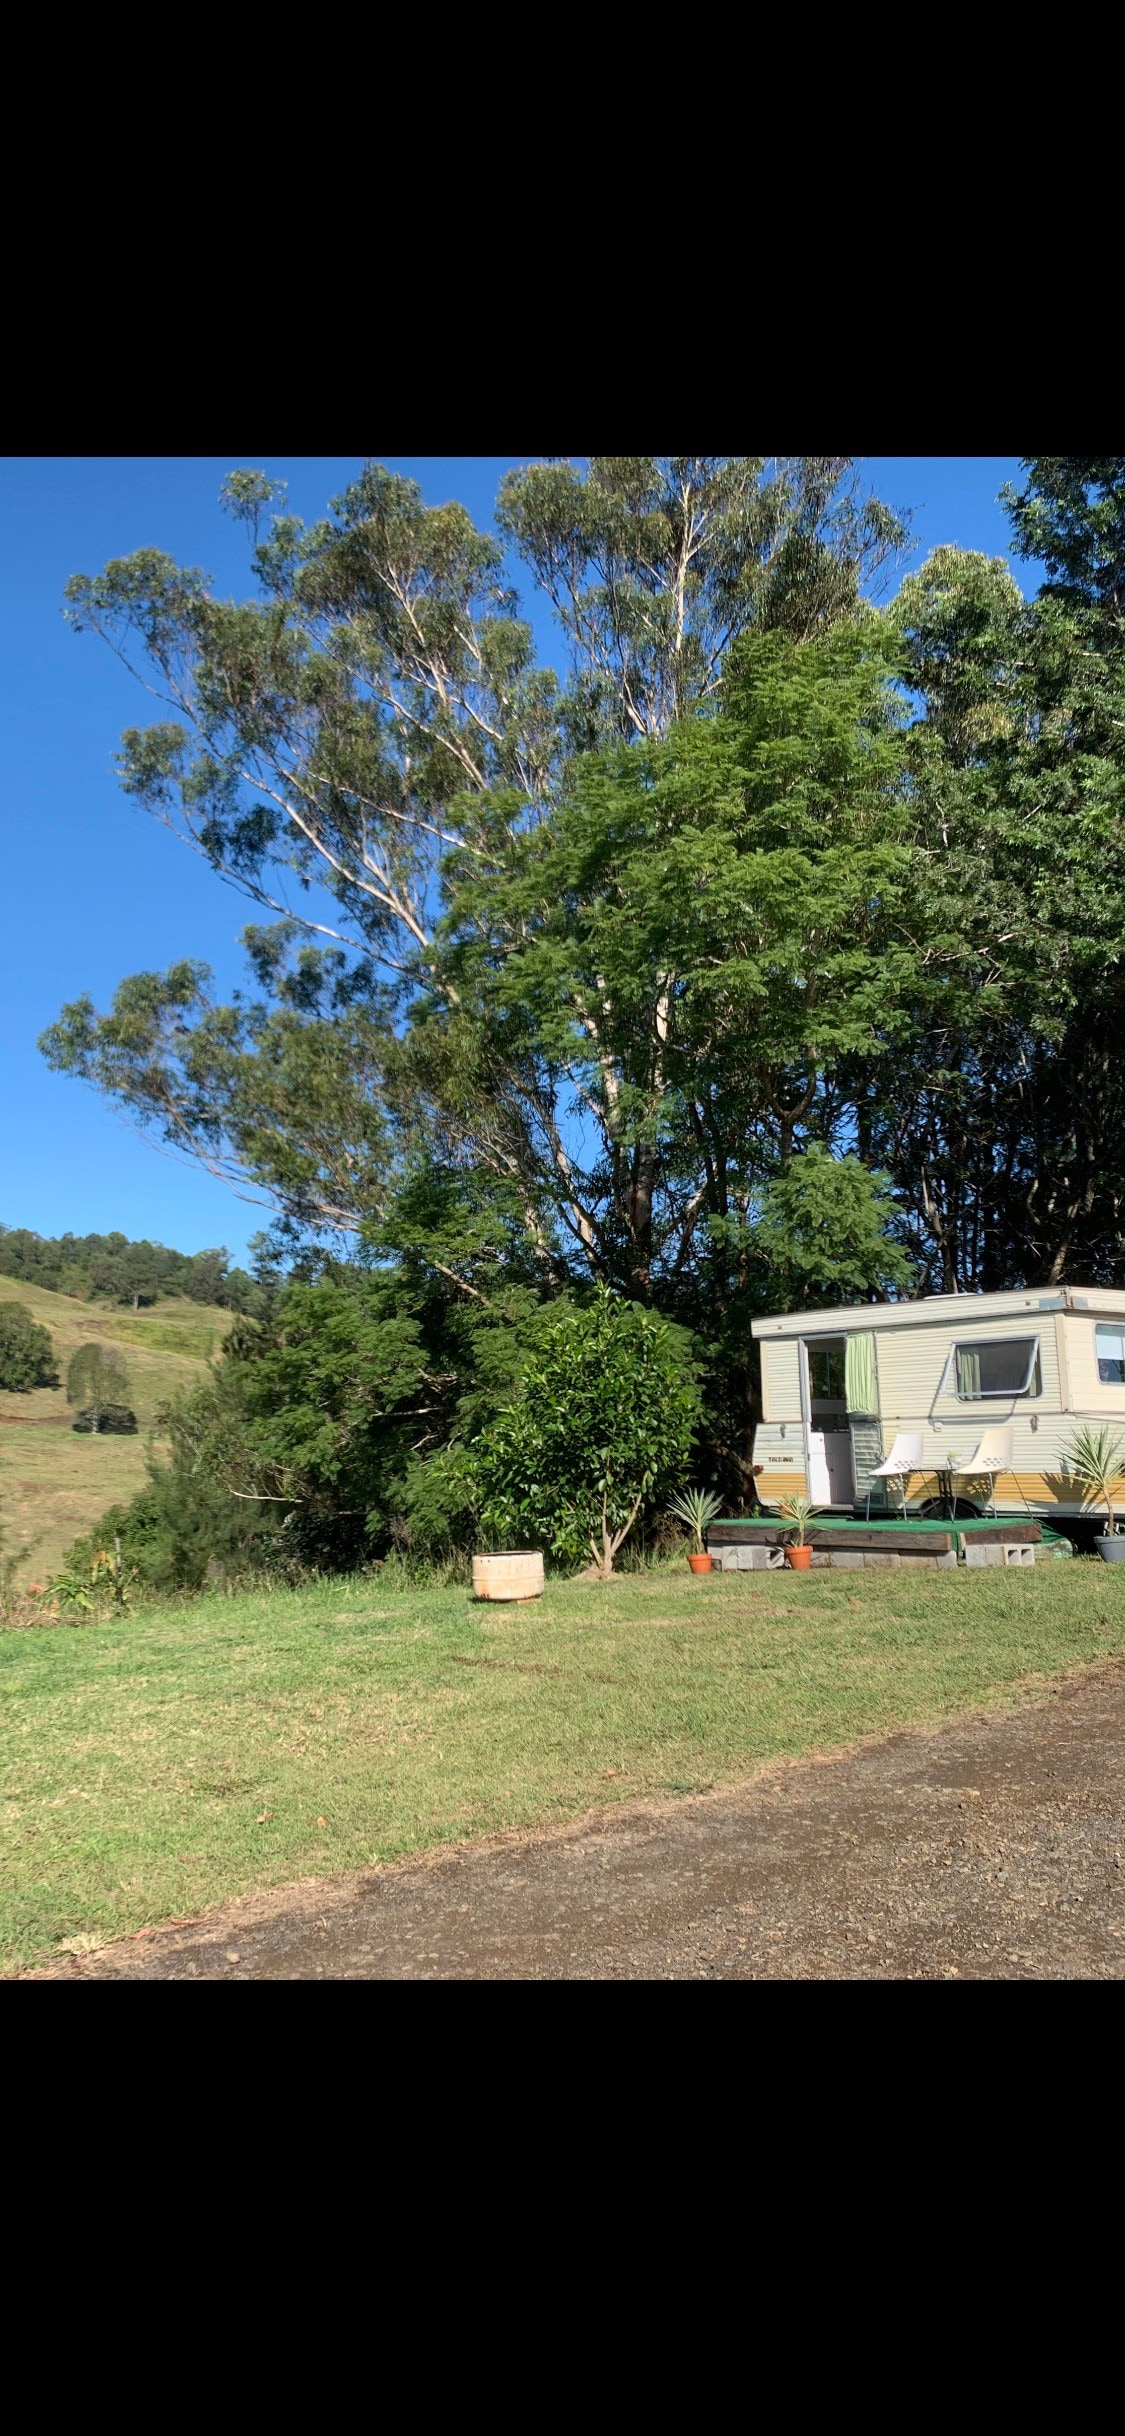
[948,1336,1040,1399]
[1097,1325,1125,1384]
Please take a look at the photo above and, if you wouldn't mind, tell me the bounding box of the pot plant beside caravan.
[1059,1427,1125,1560]
[667,1487,724,1573]
[778,1495,819,1569]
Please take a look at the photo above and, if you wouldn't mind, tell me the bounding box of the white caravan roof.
[751,1285,1125,1341]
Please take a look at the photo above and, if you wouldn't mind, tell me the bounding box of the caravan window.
[807,1341,846,1401]
[951,1337,1040,1399]
[1096,1325,1125,1384]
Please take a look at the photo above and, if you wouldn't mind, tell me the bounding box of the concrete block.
[863,1552,901,1570]
[1004,1542,1036,1567]
[965,1543,1003,1568]
[827,1550,864,1570]
[712,1544,786,1572]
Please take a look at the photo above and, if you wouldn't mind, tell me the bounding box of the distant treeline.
[0,1225,259,1312]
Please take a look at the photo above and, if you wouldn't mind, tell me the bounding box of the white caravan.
[750,1285,1125,1523]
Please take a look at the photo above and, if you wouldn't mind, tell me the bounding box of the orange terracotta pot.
[688,1552,713,1574]
[785,1545,812,1570]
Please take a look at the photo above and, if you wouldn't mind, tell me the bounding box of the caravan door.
[805,1336,855,1506]
[807,1429,854,1504]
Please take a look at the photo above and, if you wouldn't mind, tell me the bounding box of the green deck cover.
[712,1513,1062,1553]
[713,1515,1024,1533]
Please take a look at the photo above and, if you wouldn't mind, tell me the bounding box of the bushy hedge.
[0,1302,58,1391]
[473,1288,701,1575]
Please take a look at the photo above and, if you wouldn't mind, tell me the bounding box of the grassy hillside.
[0,1277,233,1583]
[3,1560,1124,1972]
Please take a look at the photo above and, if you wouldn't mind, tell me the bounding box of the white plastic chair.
[953,1426,1014,1517]
[866,1432,924,1520]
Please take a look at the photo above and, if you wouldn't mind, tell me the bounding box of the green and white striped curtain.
[955,1347,981,1397]
[845,1332,877,1416]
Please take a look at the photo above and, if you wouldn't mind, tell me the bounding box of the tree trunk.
[579,1488,645,1580]
[580,1495,616,1580]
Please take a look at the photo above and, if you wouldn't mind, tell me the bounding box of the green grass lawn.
[5,1561,1125,1973]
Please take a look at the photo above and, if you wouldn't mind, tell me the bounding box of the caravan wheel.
[917,1497,983,1521]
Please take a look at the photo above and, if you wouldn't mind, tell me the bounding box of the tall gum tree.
[45,457,911,1318]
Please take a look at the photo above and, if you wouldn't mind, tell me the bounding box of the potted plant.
[667,1487,725,1573]
[778,1495,820,1570]
[1059,1426,1125,1561]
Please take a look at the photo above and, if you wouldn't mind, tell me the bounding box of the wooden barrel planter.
[472,1551,545,1603]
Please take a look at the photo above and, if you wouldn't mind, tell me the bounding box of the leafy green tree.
[66,1341,130,1423]
[202,1230,561,1560]
[44,621,914,1300]
[44,460,908,1293]
[752,1148,914,1305]
[39,456,924,1524]
[58,458,904,981]
[472,1286,701,1577]
[1004,458,1125,653]
[60,1229,562,1581]
[443,620,913,1292]
[0,1303,58,1391]
[42,581,920,1501]
[497,456,906,743]
[873,465,1125,1290]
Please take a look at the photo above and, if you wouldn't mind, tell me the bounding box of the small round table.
[921,1454,979,1524]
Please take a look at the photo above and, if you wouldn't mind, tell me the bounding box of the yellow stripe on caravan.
[758,1468,1100,1511]
[898,1471,1086,1508]
[758,1468,1091,1510]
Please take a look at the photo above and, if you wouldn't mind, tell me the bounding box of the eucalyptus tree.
[45,457,911,1315]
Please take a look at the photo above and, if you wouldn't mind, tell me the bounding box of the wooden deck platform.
[707,1516,1043,1561]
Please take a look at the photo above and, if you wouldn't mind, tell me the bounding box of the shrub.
[472,1286,701,1577]
[60,1464,280,1597]
[0,1303,59,1392]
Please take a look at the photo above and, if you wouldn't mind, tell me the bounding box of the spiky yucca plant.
[1060,1426,1125,1536]
[667,1486,724,1553]
[778,1494,820,1548]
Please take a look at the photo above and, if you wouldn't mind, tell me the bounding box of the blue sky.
[0,456,1042,1267]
